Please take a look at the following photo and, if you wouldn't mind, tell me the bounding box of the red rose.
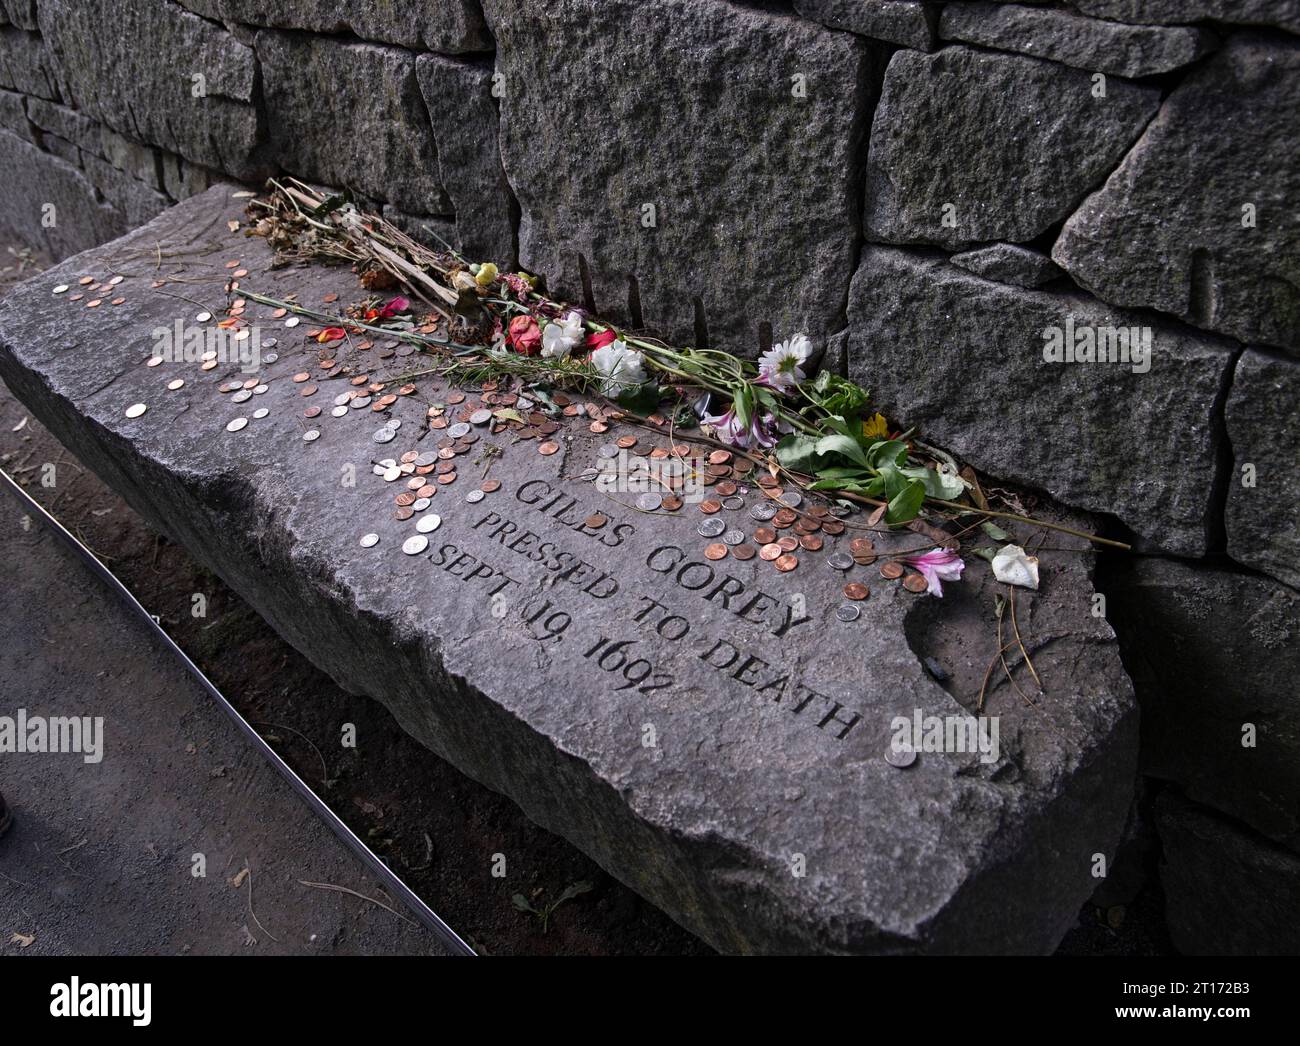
[586,329,617,350]
[508,314,542,356]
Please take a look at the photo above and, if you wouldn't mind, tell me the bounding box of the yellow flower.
[863,412,889,440]
[474,262,498,287]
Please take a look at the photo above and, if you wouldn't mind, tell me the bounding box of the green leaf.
[981,521,1012,542]
[885,478,926,524]
[555,880,594,904]
[512,894,537,914]
[616,383,661,415]
[775,433,818,472]
[813,433,870,468]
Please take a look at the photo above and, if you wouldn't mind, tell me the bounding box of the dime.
[416,513,442,533]
[538,441,560,456]
[636,492,663,512]
[880,561,904,580]
[303,429,320,442]
[53,284,69,294]
[469,408,492,425]
[597,445,619,459]
[775,554,799,572]
[885,745,917,769]
[722,529,746,546]
[828,551,854,571]
[402,535,429,556]
[903,573,929,594]
[285,316,300,328]
[253,384,269,395]
[226,417,248,432]
[124,403,147,419]
[704,543,728,561]
[749,502,778,522]
[777,491,803,508]
[231,389,251,404]
[697,518,726,538]
[837,604,861,622]
[843,582,870,601]
[146,356,164,367]
[465,489,485,504]
[447,423,471,438]
[758,543,783,562]
[731,544,756,561]
[253,408,269,420]
[167,378,184,391]
[351,396,372,409]
[359,533,379,548]
[413,497,431,511]
[196,311,212,322]
[331,405,348,418]
[373,429,395,444]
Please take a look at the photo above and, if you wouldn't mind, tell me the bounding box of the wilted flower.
[758,333,812,389]
[507,314,542,356]
[701,406,786,449]
[992,544,1039,590]
[474,262,498,288]
[542,310,585,359]
[502,272,533,302]
[317,326,346,343]
[591,339,646,396]
[586,328,618,351]
[901,549,965,598]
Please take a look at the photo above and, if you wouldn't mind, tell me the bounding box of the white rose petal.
[591,340,646,397]
[991,544,1040,590]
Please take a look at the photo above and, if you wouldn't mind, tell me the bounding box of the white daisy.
[758,333,812,389]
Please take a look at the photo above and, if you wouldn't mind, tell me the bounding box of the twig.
[296,880,417,926]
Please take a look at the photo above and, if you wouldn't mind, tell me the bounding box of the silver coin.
[777,491,803,508]
[579,467,600,481]
[388,419,402,431]
[836,603,861,622]
[252,384,268,395]
[415,452,437,467]
[232,389,253,403]
[226,417,248,432]
[263,351,278,363]
[253,407,269,419]
[350,395,372,409]
[124,402,147,419]
[195,311,212,322]
[167,379,185,391]
[412,497,431,512]
[334,392,354,406]
[636,492,663,511]
[722,529,746,546]
[331,405,349,418]
[373,461,393,476]
[697,518,726,538]
[597,445,620,459]
[382,467,402,483]
[469,408,492,425]
[303,429,320,442]
[373,429,395,444]
[52,284,69,294]
[359,533,379,548]
[723,496,745,511]
[262,338,278,348]
[415,513,442,534]
[749,503,778,521]
[447,422,470,439]
[828,551,854,571]
[465,489,485,504]
[402,534,429,555]
[284,316,300,328]
[831,504,852,518]
[885,745,917,769]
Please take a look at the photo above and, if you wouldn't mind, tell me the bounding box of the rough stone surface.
[483,0,875,356]
[1224,349,1300,589]
[2,0,40,31]
[864,47,1159,249]
[0,130,127,258]
[949,242,1061,288]
[415,53,516,266]
[939,3,1217,78]
[179,0,494,54]
[0,187,1141,954]
[1074,0,1300,35]
[794,0,936,51]
[0,85,29,139]
[37,0,262,178]
[1053,34,1300,353]
[80,151,171,229]
[846,247,1236,556]
[257,31,450,216]
[1156,792,1300,955]
[0,25,60,99]
[1105,559,1300,853]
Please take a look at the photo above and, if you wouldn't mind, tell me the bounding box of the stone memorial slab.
[0,187,1140,954]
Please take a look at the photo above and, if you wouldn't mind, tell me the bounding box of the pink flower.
[508,314,542,355]
[378,296,410,319]
[901,549,965,598]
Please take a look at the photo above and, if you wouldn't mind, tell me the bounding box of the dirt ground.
[0,242,1168,956]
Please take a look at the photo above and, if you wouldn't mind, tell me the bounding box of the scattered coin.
[331,405,349,418]
[53,284,69,294]
[697,518,726,538]
[304,406,321,418]
[232,389,252,403]
[303,429,320,443]
[481,480,501,493]
[285,316,300,328]
[359,533,380,548]
[758,543,783,561]
[584,514,608,529]
[700,500,722,515]
[146,356,164,367]
[124,403,147,419]
[704,543,728,561]
[885,745,917,769]
[880,561,905,580]
[750,503,778,522]
[777,491,803,508]
[538,441,560,456]
[828,551,854,571]
[775,554,799,572]
[196,311,212,322]
[374,429,395,444]
[722,529,746,546]
[465,489,485,504]
[843,582,870,601]
[402,535,429,556]
[416,513,442,533]
[723,496,745,511]
[469,408,492,425]
[903,573,929,594]
[636,492,663,511]
[732,544,756,561]
[753,526,777,545]
[799,534,824,552]
[661,495,683,511]
[167,378,184,391]
[226,417,248,432]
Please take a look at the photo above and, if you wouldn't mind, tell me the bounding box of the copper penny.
[880,561,905,580]
[903,573,929,594]
[704,543,728,561]
[773,509,798,528]
[731,544,756,561]
[715,480,738,497]
[481,480,501,493]
[590,421,608,433]
[395,492,416,507]
[821,520,845,535]
[758,543,783,562]
[799,534,823,552]
[538,441,560,456]
[292,372,310,383]
[708,450,732,465]
[417,484,437,499]
[844,583,870,601]
[304,406,321,418]
[661,495,683,511]
[753,527,777,545]
[584,514,608,529]
[778,536,799,552]
[850,538,875,555]
[616,436,637,449]
[775,554,799,572]
[300,385,317,397]
[395,507,415,521]
[700,500,722,515]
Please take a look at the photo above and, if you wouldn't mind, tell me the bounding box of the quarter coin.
[124,403,147,418]
[402,535,429,555]
[359,533,379,548]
